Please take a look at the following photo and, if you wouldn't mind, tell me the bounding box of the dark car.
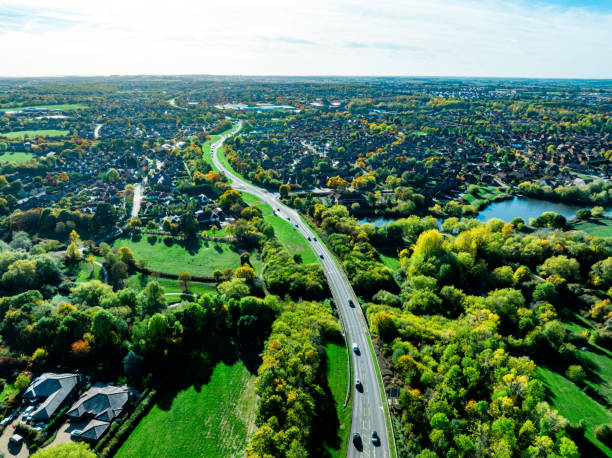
[348,299,355,308]
[353,433,362,450]
[320,254,324,259]
[313,237,317,242]
[294,224,299,228]
[355,379,363,392]
[307,236,311,241]
[372,431,380,446]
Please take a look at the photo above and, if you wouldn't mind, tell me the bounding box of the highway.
[212,123,391,458]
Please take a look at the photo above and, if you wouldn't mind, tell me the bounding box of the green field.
[0,151,34,163]
[240,191,263,205]
[255,203,318,264]
[127,273,217,297]
[112,235,242,277]
[116,361,256,458]
[1,129,70,139]
[379,252,400,271]
[463,185,502,204]
[326,343,352,458]
[0,103,86,111]
[536,314,612,456]
[571,217,612,238]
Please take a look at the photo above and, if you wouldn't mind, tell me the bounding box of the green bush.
[594,423,612,446]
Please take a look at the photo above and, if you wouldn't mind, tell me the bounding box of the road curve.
[212,122,391,458]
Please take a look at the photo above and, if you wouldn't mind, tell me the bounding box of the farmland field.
[0,152,34,163]
[116,360,257,458]
[1,129,70,139]
[112,235,242,277]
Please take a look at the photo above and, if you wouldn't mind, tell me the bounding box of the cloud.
[0,0,610,77]
[345,42,421,51]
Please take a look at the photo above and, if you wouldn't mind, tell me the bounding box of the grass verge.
[326,342,352,458]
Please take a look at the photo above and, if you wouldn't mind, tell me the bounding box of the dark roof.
[76,419,111,442]
[23,373,80,420]
[67,384,130,422]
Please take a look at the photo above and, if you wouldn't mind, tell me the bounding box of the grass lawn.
[570,217,612,238]
[256,203,318,264]
[326,343,351,458]
[379,252,400,271]
[127,273,217,297]
[112,235,242,277]
[0,103,86,111]
[536,313,612,456]
[62,261,103,283]
[536,366,612,456]
[1,129,69,139]
[0,151,33,163]
[463,185,502,204]
[0,383,18,402]
[116,360,257,458]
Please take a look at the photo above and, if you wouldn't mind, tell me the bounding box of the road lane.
[211,122,391,458]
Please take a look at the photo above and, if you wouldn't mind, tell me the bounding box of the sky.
[0,0,611,78]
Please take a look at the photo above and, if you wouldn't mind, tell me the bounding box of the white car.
[352,343,359,354]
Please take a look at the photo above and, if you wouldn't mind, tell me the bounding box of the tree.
[371,311,397,342]
[118,246,136,267]
[66,242,81,263]
[236,265,256,282]
[110,260,129,287]
[540,255,580,282]
[15,373,31,392]
[147,313,168,344]
[178,271,192,291]
[210,225,219,237]
[565,365,586,384]
[143,280,165,314]
[92,202,117,230]
[212,269,223,282]
[218,278,250,299]
[279,184,291,198]
[31,441,96,458]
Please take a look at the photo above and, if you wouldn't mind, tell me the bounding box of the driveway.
[0,414,29,458]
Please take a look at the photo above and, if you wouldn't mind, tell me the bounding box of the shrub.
[565,365,587,385]
[594,424,612,446]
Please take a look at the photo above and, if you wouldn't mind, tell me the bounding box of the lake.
[477,196,588,222]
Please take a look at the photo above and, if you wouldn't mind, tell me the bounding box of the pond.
[477,196,598,222]
[359,217,396,227]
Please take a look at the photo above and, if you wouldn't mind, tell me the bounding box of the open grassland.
[0,103,86,111]
[240,191,263,205]
[116,361,257,458]
[1,129,70,139]
[127,273,217,297]
[570,217,612,238]
[112,235,242,277]
[0,152,33,163]
[463,185,502,204]
[255,202,318,264]
[536,314,612,456]
[326,343,352,458]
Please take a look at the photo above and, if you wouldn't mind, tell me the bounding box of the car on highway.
[352,432,362,450]
[307,236,311,241]
[313,237,317,241]
[355,379,363,391]
[352,343,360,354]
[294,224,298,228]
[319,254,324,259]
[348,299,355,307]
[372,431,380,446]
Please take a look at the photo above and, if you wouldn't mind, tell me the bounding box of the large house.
[67,384,133,442]
[23,373,81,421]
